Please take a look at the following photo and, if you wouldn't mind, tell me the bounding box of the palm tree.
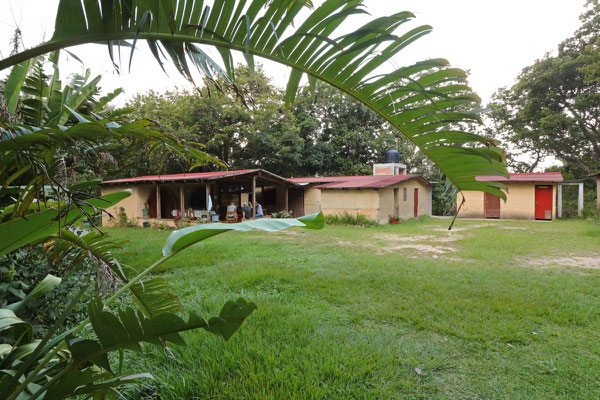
[0,0,507,197]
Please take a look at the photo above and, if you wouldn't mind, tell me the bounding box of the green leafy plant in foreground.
[0,0,509,198]
[0,204,324,399]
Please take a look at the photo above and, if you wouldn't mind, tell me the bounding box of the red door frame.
[413,188,419,218]
[535,185,553,220]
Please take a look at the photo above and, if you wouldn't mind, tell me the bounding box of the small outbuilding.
[289,174,433,224]
[457,172,563,220]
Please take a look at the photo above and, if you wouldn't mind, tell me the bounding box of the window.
[403,187,407,201]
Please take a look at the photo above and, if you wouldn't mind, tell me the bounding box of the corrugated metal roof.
[476,172,563,183]
[290,174,429,189]
[101,169,295,185]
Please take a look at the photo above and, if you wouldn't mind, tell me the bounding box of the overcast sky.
[0,0,588,108]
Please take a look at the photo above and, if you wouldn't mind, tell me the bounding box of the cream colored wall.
[501,182,535,219]
[306,179,431,224]
[100,185,141,226]
[319,189,380,222]
[303,187,322,215]
[457,182,557,220]
[457,191,485,218]
[383,180,430,221]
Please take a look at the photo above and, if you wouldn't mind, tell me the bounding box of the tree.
[488,0,600,174]
[291,81,432,177]
[0,0,508,198]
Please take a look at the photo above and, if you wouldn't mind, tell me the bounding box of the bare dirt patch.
[518,255,600,270]
[373,234,460,243]
[332,234,463,260]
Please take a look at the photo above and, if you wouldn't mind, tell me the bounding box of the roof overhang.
[101,169,299,187]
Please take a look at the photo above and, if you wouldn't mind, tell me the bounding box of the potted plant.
[389,215,400,224]
[142,202,150,218]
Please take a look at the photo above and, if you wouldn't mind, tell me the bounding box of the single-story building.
[100,153,434,225]
[100,169,297,226]
[288,174,433,224]
[457,172,563,220]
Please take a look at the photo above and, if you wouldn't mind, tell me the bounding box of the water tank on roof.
[384,149,400,164]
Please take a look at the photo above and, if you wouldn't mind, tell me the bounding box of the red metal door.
[484,192,501,219]
[535,185,553,220]
[413,188,419,218]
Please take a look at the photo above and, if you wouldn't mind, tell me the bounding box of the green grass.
[107,217,600,399]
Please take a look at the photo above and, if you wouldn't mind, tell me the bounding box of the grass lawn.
[107,217,600,399]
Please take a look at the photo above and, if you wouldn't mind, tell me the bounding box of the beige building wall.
[100,185,141,226]
[378,180,429,221]
[303,178,432,224]
[458,191,485,218]
[319,189,380,222]
[303,187,322,215]
[457,182,557,220]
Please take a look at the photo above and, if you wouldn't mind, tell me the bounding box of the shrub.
[150,220,171,230]
[324,212,378,227]
[582,202,600,223]
[116,207,139,228]
[272,210,294,218]
[174,217,193,229]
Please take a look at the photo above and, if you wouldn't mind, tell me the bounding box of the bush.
[150,220,171,230]
[582,202,600,223]
[272,210,293,218]
[116,206,139,228]
[174,217,193,229]
[324,212,378,227]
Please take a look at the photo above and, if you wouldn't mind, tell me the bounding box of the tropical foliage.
[0,0,508,198]
[488,0,600,175]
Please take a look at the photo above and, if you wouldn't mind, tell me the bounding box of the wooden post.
[206,183,211,211]
[252,175,256,219]
[578,182,584,217]
[284,184,289,211]
[557,184,562,219]
[180,185,185,213]
[156,185,161,219]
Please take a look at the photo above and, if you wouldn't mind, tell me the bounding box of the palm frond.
[0,0,508,196]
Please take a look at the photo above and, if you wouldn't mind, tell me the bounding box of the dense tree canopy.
[488,0,600,175]
[95,64,436,181]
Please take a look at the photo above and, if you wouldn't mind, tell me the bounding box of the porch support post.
[252,175,256,219]
[557,184,562,219]
[578,182,584,217]
[180,185,185,212]
[156,185,161,219]
[284,184,289,211]
[206,183,211,211]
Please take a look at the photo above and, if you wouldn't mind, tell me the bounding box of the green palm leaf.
[0,0,508,197]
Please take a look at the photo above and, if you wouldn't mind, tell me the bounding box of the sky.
[0,0,587,107]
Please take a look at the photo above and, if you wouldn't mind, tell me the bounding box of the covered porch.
[101,169,299,224]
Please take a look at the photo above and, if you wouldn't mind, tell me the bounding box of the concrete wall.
[378,180,429,222]
[458,191,485,218]
[303,187,322,215]
[303,179,432,224]
[319,189,380,222]
[457,182,557,220]
[100,185,142,226]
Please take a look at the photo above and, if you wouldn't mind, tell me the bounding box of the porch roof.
[289,174,431,189]
[101,169,298,186]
